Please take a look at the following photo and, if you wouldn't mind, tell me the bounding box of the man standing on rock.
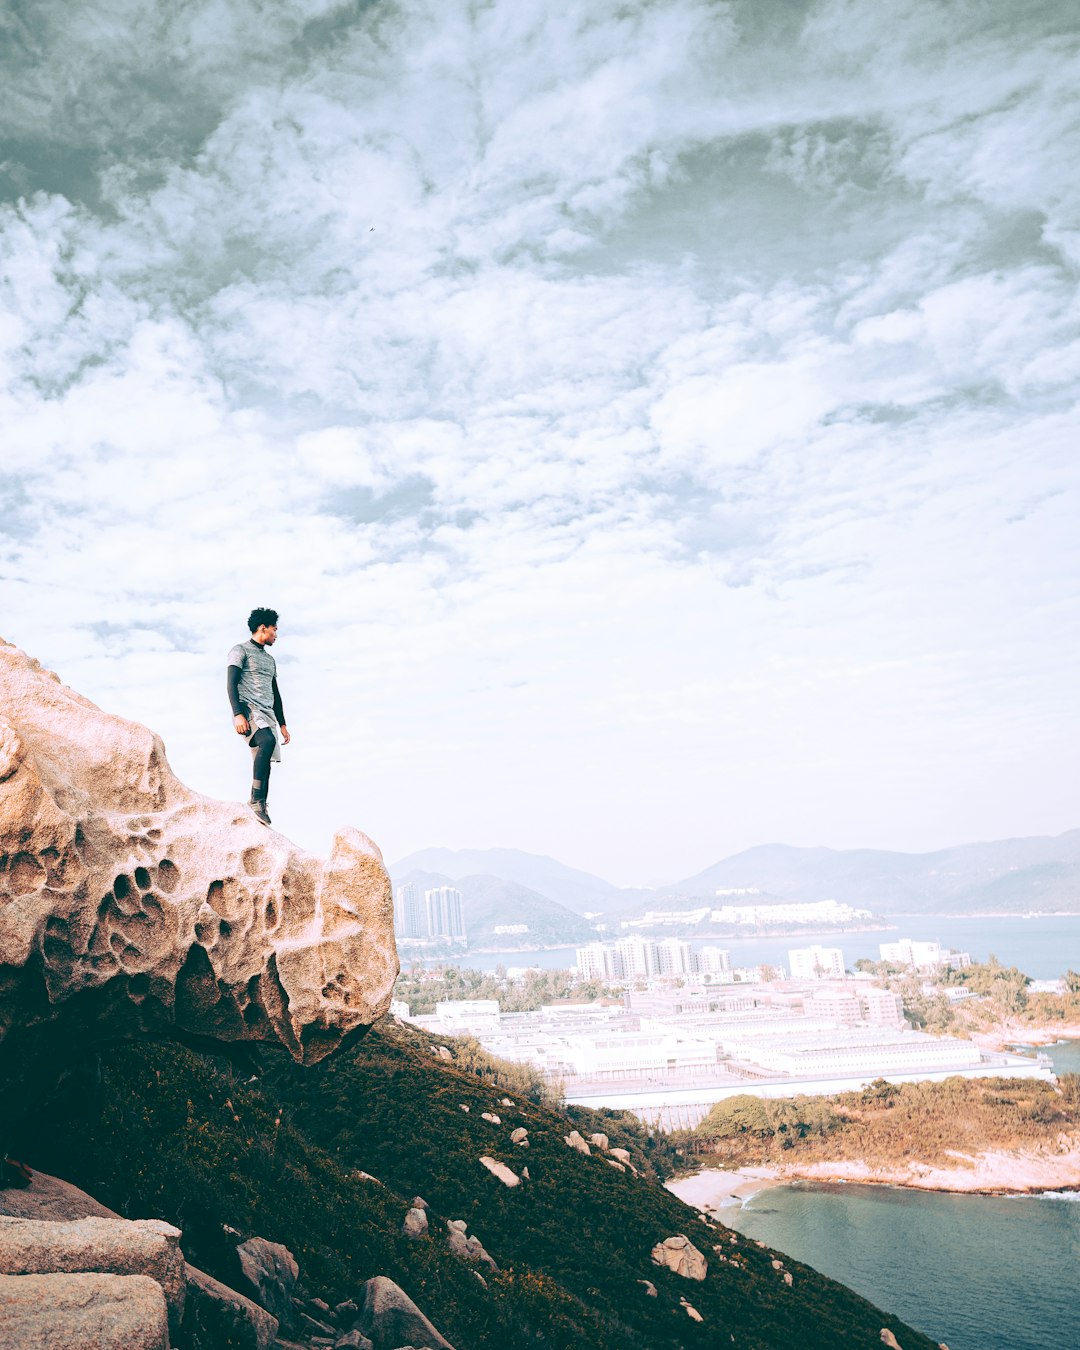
[227,608,291,827]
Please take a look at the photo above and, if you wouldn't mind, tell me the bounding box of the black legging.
[250,728,275,803]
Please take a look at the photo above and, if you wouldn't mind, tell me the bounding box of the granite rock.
[0,636,398,1078]
[0,1271,169,1349]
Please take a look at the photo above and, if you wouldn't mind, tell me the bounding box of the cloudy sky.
[1,0,1077,884]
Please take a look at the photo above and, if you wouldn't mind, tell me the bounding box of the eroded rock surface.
[0,636,397,1074]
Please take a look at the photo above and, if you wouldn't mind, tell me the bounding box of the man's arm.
[227,656,250,735]
[272,677,291,745]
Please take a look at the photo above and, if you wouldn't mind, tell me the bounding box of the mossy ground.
[13,1019,940,1349]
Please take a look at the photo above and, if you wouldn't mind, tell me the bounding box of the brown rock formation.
[0,636,397,1080]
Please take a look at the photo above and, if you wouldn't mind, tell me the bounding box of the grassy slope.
[680,1075,1080,1170]
[15,1020,939,1350]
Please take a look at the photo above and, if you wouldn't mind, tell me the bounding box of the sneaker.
[250,800,271,827]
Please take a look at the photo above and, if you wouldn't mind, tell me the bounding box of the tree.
[697,1094,772,1140]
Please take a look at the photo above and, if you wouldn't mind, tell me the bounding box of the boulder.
[0,1168,276,1350]
[589,1133,609,1151]
[0,1271,169,1349]
[481,1112,501,1124]
[353,1275,454,1350]
[478,1156,520,1187]
[609,1148,631,1165]
[445,1220,497,1271]
[236,1235,299,1331]
[184,1262,278,1350]
[510,1127,528,1145]
[563,1131,591,1156]
[0,1214,185,1331]
[650,1234,707,1280]
[880,1333,902,1349]
[402,1207,429,1239]
[680,1297,704,1322]
[637,1279,658,1297]
[0,636,397,1089]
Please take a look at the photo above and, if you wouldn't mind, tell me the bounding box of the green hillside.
[12,1020,938,1350]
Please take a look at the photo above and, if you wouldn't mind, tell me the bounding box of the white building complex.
[405,969,1048,1131]
[788,945,846,979]
[879,938,971,971]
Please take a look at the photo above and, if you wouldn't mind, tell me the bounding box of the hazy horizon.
[2,1,1077,884]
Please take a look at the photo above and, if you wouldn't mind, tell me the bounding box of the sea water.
[454,914,1080,980]
[726,1183,1080,1350]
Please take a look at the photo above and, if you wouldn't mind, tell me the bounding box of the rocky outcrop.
[0,636,397,1086]
[0,1271,170,1349]
[563,1131,591,1156]
[0,1172,277,1349]
[650,1234,708,1280]
[353,1275,455,1350]
[0,1214,185,1331]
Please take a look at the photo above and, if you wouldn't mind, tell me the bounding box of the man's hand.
[280,725,291,745]
[234,714,250,736]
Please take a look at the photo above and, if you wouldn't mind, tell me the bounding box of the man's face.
[254,624,278,645]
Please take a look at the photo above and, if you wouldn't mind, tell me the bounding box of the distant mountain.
[395,868,596,948]
[390,847,622,913]
[670,830,1080,914]
[391,830,1080,925]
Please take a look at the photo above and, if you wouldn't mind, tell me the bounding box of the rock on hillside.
[0,636,398,1094]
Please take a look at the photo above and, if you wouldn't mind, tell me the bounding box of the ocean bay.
[726,1182,1080,1350]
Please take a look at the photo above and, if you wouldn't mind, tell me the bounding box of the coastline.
[666,1141,1080,1211]
[970,1024,1080,1051]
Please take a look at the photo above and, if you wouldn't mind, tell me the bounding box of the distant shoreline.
[974,1024,1080,1051]
[667,1146,1080,1208]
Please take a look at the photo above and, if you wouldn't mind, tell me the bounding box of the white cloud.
[0,0,1077,880]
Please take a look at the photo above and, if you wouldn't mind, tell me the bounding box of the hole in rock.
[206,880,225,913]
[42,935,69,961]
[243,1002,265,1027]
[113,874,131,900]
[9,853,46,896]
[129,973,150,996]
[242,846,270,876]
[265,900,277,927]
[134,867,151,891]
[219,920,232,937]
[156,860,179,893]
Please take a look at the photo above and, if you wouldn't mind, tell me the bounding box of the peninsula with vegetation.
[668,1071,1080,1208]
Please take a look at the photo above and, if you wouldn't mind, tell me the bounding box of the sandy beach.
[666,1137,1080,1212]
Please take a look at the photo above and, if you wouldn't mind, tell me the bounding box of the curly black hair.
[247,607,279,632]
